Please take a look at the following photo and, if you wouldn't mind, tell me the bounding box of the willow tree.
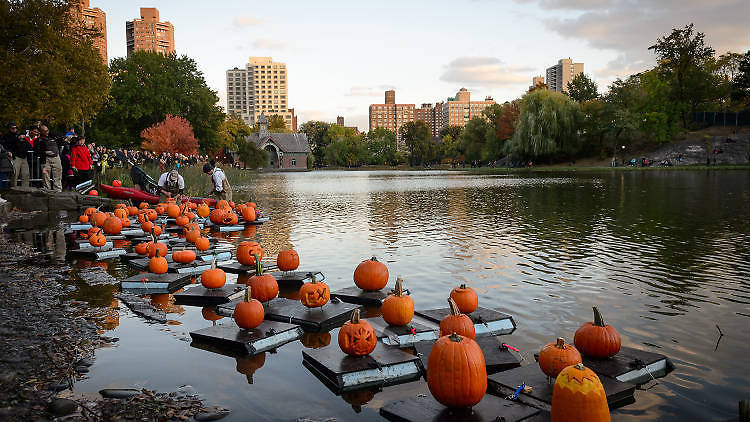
[507,89,582,159]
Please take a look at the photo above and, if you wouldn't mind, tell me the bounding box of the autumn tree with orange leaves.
[140,115,199,155]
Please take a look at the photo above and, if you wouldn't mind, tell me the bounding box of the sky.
[96,0,750,131]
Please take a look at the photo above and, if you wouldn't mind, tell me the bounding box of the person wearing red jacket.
[69,136,93,186]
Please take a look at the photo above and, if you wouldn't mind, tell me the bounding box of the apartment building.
[70,0,107,64]
[545,58,583,93]
[530,75,545,91]
[368,90,415,149]
[226,57,294,130]
[440,88,496,130]
[126,8,174,56]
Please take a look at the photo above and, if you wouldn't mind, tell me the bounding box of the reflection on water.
[15,169,750,421]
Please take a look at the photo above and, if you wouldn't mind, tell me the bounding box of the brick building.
[70,0,107,64]
[226,57,293,130]
[368,90,415,150]
[440,88,496,129]
[245,114,309,170]
[126,8,174,57]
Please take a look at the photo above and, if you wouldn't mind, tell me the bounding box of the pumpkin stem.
[245,285,252,302]
[394,277,403,297]
[574,363,585,370]
[555,337,566,349]
[593,306,605,327]
[449,332,463,342]
[371,256,378,262]
[310,273,317,284]
[211,255,217,270]
[351,309,361,324]
[254,254,262,276]
[448,298,462,316]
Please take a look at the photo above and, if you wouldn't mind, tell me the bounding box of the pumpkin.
[88,229,106,248]
[113,208,128,219]
[209,208,226,224]
[247,202,257,208]
[201,306,223,322]
[127,206,139,216]
[234,286,264,329]
[84,207,97,216]
[382,277,414,326]
[78,214,89,223]
[139,202,150,209]
[539,337,582,378]
[216,199,229,209]
[440,298,475,339]
[135,242,149,255]
[300,273,330,308]
[353,256,389,291]
[112,179,122,187]
[195,237,210,251]
[338,309,377,357]
[93,211,108,227]
[88,189,98,196]
[115,203,127,209]
[574,307,621,359]
[151,225,162,236]
[551,363,610,422]
[102,216,122,235]
[300,332,331,349]
[146,238,168,258]
[241,206,256,222]
[427,333,487,408]
[221,211,238,225]
[450,284,478,314]
[154,205,165,215]
[196,203,210,218]
[276,249,299,271]
[141,220,154,233]
[249,254,278,302]
[87,225,101,238]
[185,225,201,243]
[120,217,131,228]
[175,214,190,227]
[237,241,263,266]
[235,353,266,384]
[173,248,196,264]
[146,209,157,221]
[166,203,181,218]
[149,249,168,274]
[201,258,226,289]
[186,202,197,210]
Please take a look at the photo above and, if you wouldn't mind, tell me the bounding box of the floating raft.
[119,272,193,294]
[269,270,324,287]
[218,261,279,274]
[380,393,542,422]
[302,342,423,392]
[217,297,362,332]
[414,336,522,375]
[240,216,270,225]
[331,285,409,306]
[582,346,673,384]
[173,283,246,307]
[415,306,516,337]
[487,364,636,411]
[367,317,437,347]
[190,321,303,356]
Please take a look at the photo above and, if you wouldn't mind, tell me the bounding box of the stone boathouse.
[245,114,310,171]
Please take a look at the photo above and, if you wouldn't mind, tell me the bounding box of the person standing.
[1,122,20,187]
[58,134,73,189]
[69,136,93,187]
[202,161,232,201]
[5,123,32,187]
[34,125,62,191]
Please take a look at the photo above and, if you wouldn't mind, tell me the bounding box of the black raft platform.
[415,336,522,375]
[189,320,303,356]
[218,261,279,274]
[331,285,410,307]
[416,306,516,337]
[216,297,362,332]
[269,270,324,287]
[487,364,636,411]
[582,346,673,385]
[368,316,438,347]
[302,342,423,392]
[174,283,246,307]
[119,272,193,294]
[380,393,541,422]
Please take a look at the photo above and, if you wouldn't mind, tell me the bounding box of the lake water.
[26,169,750,421]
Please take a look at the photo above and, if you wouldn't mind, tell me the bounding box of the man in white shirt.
[157,169,185,200]
[202,161,232,201]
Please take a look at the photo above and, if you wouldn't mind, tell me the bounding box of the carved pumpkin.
[427,333,487,408]
[440,298,475,339]
[154,205,165,215]
[574,307,621,359]
[166,203,181,218]
[146,209,157,221]
[149,249,168,274]
[88,228,106,248]
[300,273,329,308]
[539,337,582,378]
[237,241,263,266]
[234,286,264,329]
[241,206,256,222]
[551,363,610,422]
[139,202,150,209]
[249,254,278,302]
[84,207,97,216]
[221,211,238,225]
[276,249,299,272]
[175,214,190,227]
[450,284,478,314]
[201,258,226,289]
[196,203,210,218]
[300,332,331,349]
[195,237,210,251]
[78,214,89,223]
[235,352,266,384]
[115,203,127,209]
[127,206,139,216]
[173,248,196,264]
[135,242,149,255]
[112,179,122,187]
[338,309,377,356]
[102,216,122,235]
[201,306,223,322]
[151,225,162,236]
[113,208,128,219]
[209,208,226,224]
[120,217,131,228]
[353,256,389,291]
[382,277,414,326]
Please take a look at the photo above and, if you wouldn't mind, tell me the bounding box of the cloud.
[440,57,534,87]
[232,14,264,27]
[252,38,287,50]
[345,85,396,97]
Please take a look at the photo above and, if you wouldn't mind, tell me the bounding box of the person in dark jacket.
[57,135,73,189]
[1,122,19,188]
[4,122,33,187]
[34,125,62,191]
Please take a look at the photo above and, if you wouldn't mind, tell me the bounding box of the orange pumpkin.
[234,287,264,329]
[382,277,414,326]
[551,363,610,422]
[175,214,190,227]
[166,203,181,218]
[127,206,139,216]
[353,256,389,291]
[154,205,166,215]
[113,208,128,219]
[216,199,229,209]
[120,217,131,228]
[149,249,168,274]
[574,307,621,359]
[237,241,263,266]
[185,225,201,244]
[135,242,149,255]
[141,220,154,233]
[427,333,487,408]
[88,229,106,248]
[539,337,582,378]
[299,273,329,308]
[84,207,97,216]
[151,225,162,236]
[146,209,157,221]
[440,298,475,339]
[139,202,150,209]
[209,208,226,224]
[102,216,122,235]
[147,241,168,258]
[276,249,299,272]
[196,203,210,218]
[241,206,256,222]
[248,254,278,302]
[112,179,122,187]
[201,258,226,289]
[78,214,89,223]
[338,309,377,357]
[173,248,196,264]
[222,211,239,225]
[195,237,210,251]
[450,284,478,314]
[92,211,108,227]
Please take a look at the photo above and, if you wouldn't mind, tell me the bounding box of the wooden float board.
[414,336,521,375]
[130,234,171,242]
[72,241,113,251]
[269,270,323,286]
[173,283,246,306]
[216,297,361,332]
[120,229,146,237]
[380,393,541,422]
[302,342,422,392]
[331,285,410,307]
[218,261,279,274]
[119,272,193,294]
[582,346,673,385]
[487,364,635,411]
[368,316,438,347]
[416,306,516,337]
[189,321,303,356]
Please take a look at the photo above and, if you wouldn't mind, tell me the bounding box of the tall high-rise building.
[385,90,396,105]
[369,90,415,150]
[126,8,175,57]
[414,103,441,139]
[70,0,107,64]
[226,57,293,130]
[545,58,583,93]
[530,75,545,91]
[337,116,345,126]
[440,88,496,130]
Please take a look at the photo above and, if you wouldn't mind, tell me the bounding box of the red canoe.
[99,184,216,206]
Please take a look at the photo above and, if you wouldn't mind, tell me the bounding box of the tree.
[299,121,331,167]
[140,115,199,155]
[458,118,492,162]
[400,121,436,166]
[236,139,267,169]
[439,125,463,141]
[91,51,224,151]
[439,134,461,164]
[507,89,582,158]
[218,115,253,151]
[325,135,368,167]
[497,101,520,142]
[366,128,399,165]
[732,51,750,107]
[268,114,289,132]
[567,73,599,103]
[0,0,110,129]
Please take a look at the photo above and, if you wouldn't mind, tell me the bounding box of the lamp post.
[621,145,626,166]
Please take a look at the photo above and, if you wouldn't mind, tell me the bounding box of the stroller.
[129,162,160,195]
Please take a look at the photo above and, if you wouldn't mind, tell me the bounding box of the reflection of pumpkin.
[551,363,610,422]
[539,337,582,378]
[427,333,487,408]
[353,256,389,291]
[242,225,257,238]
[342,388,376,413]
[338,309,377,356]
[234,287,264,329]
[574,307,621,359]
[299,274,329,308]
[237,241,263,266]
[300,331,331,349]
[440,298,475,339]
[201,258,226,289]
[450,284,478,314]
[278,285,301,300]
[382,277,414,326]
[276,249,300,271]
[201,306,223,321]
[235,353,266,384]
[150,293,170,309]
[248,254,278,302]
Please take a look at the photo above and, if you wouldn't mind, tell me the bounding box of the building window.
[291,158,297,166]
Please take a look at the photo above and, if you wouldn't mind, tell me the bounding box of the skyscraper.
[126,8,175,57]
[545,58,583,93]
[226,57,293,130]
[70,0,107,64]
